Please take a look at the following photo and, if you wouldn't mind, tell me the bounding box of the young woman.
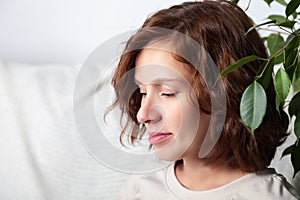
[110,0,299,199]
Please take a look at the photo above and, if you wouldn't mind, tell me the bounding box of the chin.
[156,151,176,161]
[154,142,187,161]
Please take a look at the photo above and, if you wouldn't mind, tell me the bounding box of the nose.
[137,95,162,125]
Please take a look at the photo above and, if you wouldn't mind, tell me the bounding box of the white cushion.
[0,61,129,200]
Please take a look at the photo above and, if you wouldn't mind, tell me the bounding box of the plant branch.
[245,0,251,11]
[285,49,300,71]
[278,26,293,34]
[256,34,297,79]
[256,27,290,35]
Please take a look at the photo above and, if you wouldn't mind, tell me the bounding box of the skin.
[135,47,204,161]
[134,48,247,190]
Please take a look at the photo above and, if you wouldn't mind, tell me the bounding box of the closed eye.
[161,93,175,97]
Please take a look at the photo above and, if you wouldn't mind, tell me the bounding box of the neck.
[175,157,248,191]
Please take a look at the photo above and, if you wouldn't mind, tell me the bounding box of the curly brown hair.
[109,0,288,172]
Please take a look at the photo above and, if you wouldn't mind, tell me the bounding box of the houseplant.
[224,0,300,177]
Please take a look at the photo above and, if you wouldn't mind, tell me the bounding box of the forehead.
[134,48,192,83]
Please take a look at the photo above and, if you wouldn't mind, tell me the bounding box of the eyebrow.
[134,77,186,85]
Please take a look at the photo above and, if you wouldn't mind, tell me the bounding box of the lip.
[148,132,173,144]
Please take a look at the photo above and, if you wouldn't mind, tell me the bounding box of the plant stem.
[257,27,290,35]
[256,34,298,80]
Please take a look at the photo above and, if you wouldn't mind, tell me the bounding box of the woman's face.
[134,48,210,161]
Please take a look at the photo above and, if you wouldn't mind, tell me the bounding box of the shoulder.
[117,165,170,200]
[239,169,299,200]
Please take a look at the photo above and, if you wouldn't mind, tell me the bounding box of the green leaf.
[275,0,287,6]
[264,0,274,5]
[275,94,282,114]
[292,11,298,19]
[220,55,259,77]
[294,61,300,80]
[267,34,285,55]
[295,113,300,141]
[288,92,300,117]
[291,142,300,177]
[230,0,239,3]
[277,20,296,28]
[284,35,300,79]
[274,95,289,132]
[268,15,286,24]
[282,144,294,158]
[256,59,274,89]
[268,15,296,28]
[240,81,267,137]
[285,50,298,79]
[293,78,300,94]
[286,0,300,17]
[274,68,291,102]
[292,61,300,93]
[267,34,285,64]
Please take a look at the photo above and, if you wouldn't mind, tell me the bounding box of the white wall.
[0,0,284,65]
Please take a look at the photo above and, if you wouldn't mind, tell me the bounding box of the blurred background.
[0,0,284,65]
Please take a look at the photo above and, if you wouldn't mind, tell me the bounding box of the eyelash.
[139,91,175,97]
[161,93,175,97]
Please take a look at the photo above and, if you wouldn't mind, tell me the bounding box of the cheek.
[162,101,182,131]
[177,99,201,139]
[156,102,201,161]
[167,114,181,133]
[164,97,200,135]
